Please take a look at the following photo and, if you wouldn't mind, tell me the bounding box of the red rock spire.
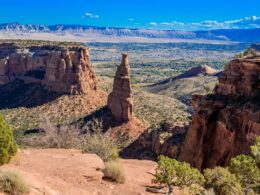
[108,53,133,121]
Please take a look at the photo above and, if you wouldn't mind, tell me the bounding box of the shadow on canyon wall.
[0,79,63,109]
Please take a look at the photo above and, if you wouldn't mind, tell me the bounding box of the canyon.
[1,39,260,171]
[180,56,260,169]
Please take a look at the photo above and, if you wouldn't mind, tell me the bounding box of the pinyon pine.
[0,114,17,165]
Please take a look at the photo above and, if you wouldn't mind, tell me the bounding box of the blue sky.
[0,0,260,30]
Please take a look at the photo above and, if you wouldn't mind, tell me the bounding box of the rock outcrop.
[179,56,260,169]
[108,54,133,121]
[0,41,97,94]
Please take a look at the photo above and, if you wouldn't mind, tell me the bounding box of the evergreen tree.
[0,114,17,165]
[153,156,204,195]
[229,154,260,192]
[204,167,242,195]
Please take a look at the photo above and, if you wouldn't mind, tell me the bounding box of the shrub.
[82,132,118,162]
[229,154,260,193]
[251,136,260,164]
[0,114,17,165]
[39,116,79,149]
[229,155,260,186]
[189,183,206,195]
[153,156,205,195]
[204,167,242,195]
[102,161,125,184]
[0,169,29,195]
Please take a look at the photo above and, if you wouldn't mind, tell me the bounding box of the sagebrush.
[0,169,29,195]
[102,161,125,184]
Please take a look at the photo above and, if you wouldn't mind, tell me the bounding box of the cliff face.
[180,57,260,170]
[0,42,97,94]
[108,53,133,121]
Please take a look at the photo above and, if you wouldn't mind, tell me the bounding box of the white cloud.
[160,21,184,26]
[201,20,219,25]
[129,18,134,21]
[158,16,260,30]
[149,22,157,26]
[83,12,100,19]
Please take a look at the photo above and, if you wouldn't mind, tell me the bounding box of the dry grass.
[102,161,125,184]
[38,116,80,149]
[2,93,106,132]
[16,116,120,163]
[133,90,190,126]
[0,39,84,48]
[98,76,190,127]
[81,129,119,162]
[147,75,218,105]
[0,169,29,195]
[15,115,80,149]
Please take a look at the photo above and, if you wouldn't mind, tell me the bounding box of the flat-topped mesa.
[0,41,97,94]
[179,56,260,170]
[108,53,133,121]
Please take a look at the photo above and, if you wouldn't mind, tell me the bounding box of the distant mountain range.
[0,23,260,43]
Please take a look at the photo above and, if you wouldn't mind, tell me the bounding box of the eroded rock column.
[108,53,133,121]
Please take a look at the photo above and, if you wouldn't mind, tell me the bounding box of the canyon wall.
[180,56,260,169]
[0,42,97,94]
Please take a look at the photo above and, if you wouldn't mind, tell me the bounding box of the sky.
[0,0,260,30]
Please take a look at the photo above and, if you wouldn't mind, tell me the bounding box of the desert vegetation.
[0,114,17,165]
[0,170,29,195]
[235,48,259,58]
[81,129,119,162]
[153,155,205,195]
[204,167,243,195]
[15,116,120,159]
[0,39,84,48]
[102,161,125,184]
[0,114,29,194]
[152,137,260,195]
[91,42,247,85]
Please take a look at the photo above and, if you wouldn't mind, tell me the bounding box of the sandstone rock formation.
[108,54,133,121]
[179,56,260,169]
[0,41,97,94]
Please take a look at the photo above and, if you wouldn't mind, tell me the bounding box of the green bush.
[204,167,242,195]
[153,156,205,195]
[0,114,17,165]
[102,161,125,184]
[251,136,260,164]
[0,169,29,195]
[82,132,118,162]
[229,155,260,190]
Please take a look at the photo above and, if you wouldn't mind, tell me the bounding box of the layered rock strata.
[180,56,260,169]
[0,42,97,94]
[108,54,133,121]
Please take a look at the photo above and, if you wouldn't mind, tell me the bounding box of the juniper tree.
[0,114,17,165]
